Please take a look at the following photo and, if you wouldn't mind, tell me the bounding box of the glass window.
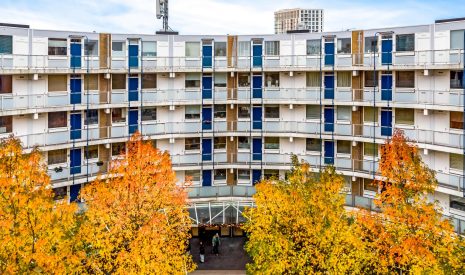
[0,35,13,54]
[306,105,320,120]
[238,105,250,118]
[395,108,414,125]
[365,71,378,87]
[85,40,98,56]
[142,74,157,89]
[450,111,464,129]
[450,30,465,50]
[48,112,67,128]
[264,169,279,180]
[185,137,200,150]
[84,109,98,125]
[84,74,98,91]
[265,41,280,56]
[214,105,226,118]
[265,73,279,87]
[306,72,321,87]
[365,37,378,53]
[450,196,465,212]
[215,42,227,57]
[337,140,351,154]
[185,42,200,57]
[48,149,67,165]
[306,39,320,55]
[112,41,125,57]
[185,73,200,88]
[48,38,67,56]
[306,138,321,152]
[214,137,226,150]
[364,107,378,123]
[112,142,126,156]
[450,71,464,89]
[396,71,415,88]
[214,73,227,88]
[238,73,250,87]
[185,170,201,182]
[142,41,157,57]
[214,169,226,180]
[364,143,378,157]
[337,38,351,54]
[450,153,463,171]
[238,169,250,180]
[185,105,200,119]
[396,34,415,52]
[48,75,67,92]
[141,107,157,121]
[112,108,126,123]
[337,72,351,87]
[0,75,12,94]
[112,74,126,90]
[238,136,250,149]
[85,145,99,160]
[264,137,279,150]
[364,178,378,192]
[265,106,279,119]
[238,41,250,57]
[53,186,67,200]
[337,106,351,121]
[0,116,12,134]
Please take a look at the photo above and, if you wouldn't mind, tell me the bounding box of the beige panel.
[227,73,237,100]
[352,30,364,66]
[352,142,362,171]
[351,178,362,196]
[98,144,110,173]
[99,33,111,69]
[352,74,362,101]
[99,74,109,103]
[227,35,237,68]
[227,136,237,164]
[99,109,110,138]
[226,169,236,186]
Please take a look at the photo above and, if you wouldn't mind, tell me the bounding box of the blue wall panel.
[202,138,212,161]
[252,138,262,161]
[129,109,138,134]
[70,113,81,140]
[252,106,262,130]
[202,107,212,130]
[202,170,212,186]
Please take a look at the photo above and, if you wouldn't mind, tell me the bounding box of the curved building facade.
[0,20,464,233]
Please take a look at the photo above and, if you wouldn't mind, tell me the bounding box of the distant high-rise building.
[274,8,323,34]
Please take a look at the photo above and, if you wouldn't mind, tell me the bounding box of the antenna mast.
[156,0,169,32]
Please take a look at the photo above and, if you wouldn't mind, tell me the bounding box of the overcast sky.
[1,0,464,34]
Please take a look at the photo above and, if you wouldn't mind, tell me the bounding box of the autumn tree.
[0,136,82,274]
[244,156,375,274]
[356,129,465,273]
[77,132,195,274]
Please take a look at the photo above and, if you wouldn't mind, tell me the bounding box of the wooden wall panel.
[352,142,362,171]
[226,169,236,186]
[99,74,109,103]
[352,73,362,101]
[98,144,110,173]
[99,33,111,69]
[227,137,237,163]
[227,35,237,68]
[227,73,237,100]
[351,30,363,65]
[99,109,110,138]
[226,104,237,131]
[351,178,362,196]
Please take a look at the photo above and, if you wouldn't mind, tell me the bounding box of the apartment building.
[0,19,464,234]
[274,8,323,34]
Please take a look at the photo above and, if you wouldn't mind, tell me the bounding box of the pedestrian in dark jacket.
[212,233,221,256]
[199,241,205,263]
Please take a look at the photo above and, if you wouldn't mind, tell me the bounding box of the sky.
[1,0,465,35]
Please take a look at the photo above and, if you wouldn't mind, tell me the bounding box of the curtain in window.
[337,106,351,121]
[142,41,157,57]
[84,74,98,90]
[185,42,200,57]
[306,72,321,87]
[337,72,351,87]
[238,41,250,56]
[306,40,321,55]
[265,41,279,56]
[48,75,68,92]
[395,108,414,125]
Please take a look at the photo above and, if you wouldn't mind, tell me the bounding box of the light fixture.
[33,113,38,120]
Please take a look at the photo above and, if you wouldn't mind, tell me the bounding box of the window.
[396,71,414,88]
[214,73,227,88]
[306,105,320,120]
[450,30,465,50]
[337,38,351,54]
[84,74,98,91]
[306,39,320,55]
[265,73,279,87]
[396,34,415,52]
[53,187,67,200]
[238,136,250,149]
[213,105,226,119]
[185,170,201,182]
[48,112,67,128]
[85,40,98,56]
[450,153,463,171]
[141,107,157,121]
[48,149,67,165]
[85,109,98,125]
[112,108,126,123]
[364,143,378,157]
[214,137,226,150]
[364,107,378,123]
[48,75,67,92]
[450,111,464,129]
[48,38,67,56]
[185,105,200,119]
[238,41,250,57]
[0,35,13,54]
[185,42,200,57]
[142,41,157,57]
[142,74,157,89]
[337,72,351,87]
[265,41,280,56]
[214,169,226,180]
[112,41,125,57]
[238,73,250,87]
[450,196,465,212]
[365,37,378,53]
[238,105,250,118]
[112,74,126,90]
[306,138,321,152]
[238,169,250,180]
[185,73,200,88]
[85,145,99,160]
[450,71,464,89]
[185,137,200,150]
[265,106,279,119]
[337,140,351,154]
[0,116,12,134]
[306,72,321,87]
[337,106,351,121]
[112,142,126,156]
[395,108,414,125]
[365,71,378,87]
[363,178,378,192]
[214,42,227,57]
[264,169,279,180]
[265,137,279,150]
[0,75,12,94]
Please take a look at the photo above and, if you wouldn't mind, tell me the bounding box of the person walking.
[212,233,221,256]
[199,241,205,263]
